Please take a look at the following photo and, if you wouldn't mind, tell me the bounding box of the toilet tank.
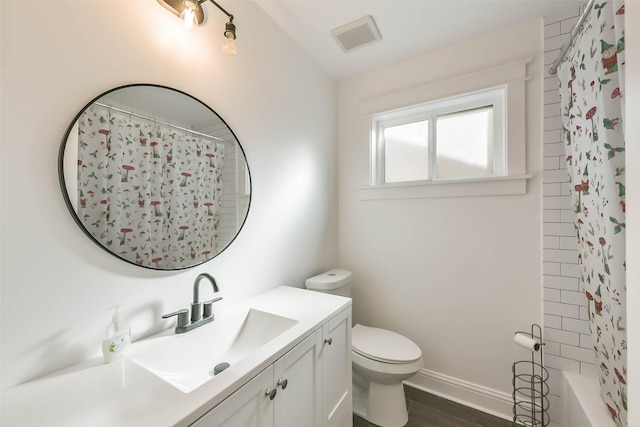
[305,269,352,297]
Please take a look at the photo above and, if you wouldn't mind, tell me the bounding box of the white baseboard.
[404,368,513,422]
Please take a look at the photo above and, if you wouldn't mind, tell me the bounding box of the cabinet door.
[191,365,275,427]
[322,307,352,427]
[273,331,323,427]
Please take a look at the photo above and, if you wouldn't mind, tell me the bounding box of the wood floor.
[353,385,514,427]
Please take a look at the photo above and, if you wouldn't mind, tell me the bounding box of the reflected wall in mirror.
[59,84,251,270]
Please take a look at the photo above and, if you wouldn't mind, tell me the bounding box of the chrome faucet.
[162,273,223,334]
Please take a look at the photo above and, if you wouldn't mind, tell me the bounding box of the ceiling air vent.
[331,15,381,53]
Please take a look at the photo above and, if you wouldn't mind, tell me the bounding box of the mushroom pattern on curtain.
[77,105,225,269]
[558,2,626,425]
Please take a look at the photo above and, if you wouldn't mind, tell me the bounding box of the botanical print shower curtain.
[558,2,626,425]
[77,105,225,269]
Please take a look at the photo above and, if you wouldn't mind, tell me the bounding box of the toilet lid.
[352,324,422,364]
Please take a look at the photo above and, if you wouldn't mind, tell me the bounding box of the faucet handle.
[162,309,189,330]
[190,302,202,323]
[203,297,223,318]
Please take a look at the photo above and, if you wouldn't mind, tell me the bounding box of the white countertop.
[1,286,351,427]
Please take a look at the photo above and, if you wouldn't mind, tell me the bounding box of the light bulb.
[180,0,198,30]
[223,37,237,56]
[223,20,237,56]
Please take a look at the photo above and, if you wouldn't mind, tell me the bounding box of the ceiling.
[254,0,584,80]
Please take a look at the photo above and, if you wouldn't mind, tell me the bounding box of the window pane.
[383,120,429,183]
[436,107,493,179]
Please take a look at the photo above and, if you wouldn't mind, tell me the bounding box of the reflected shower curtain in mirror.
[558,1,626,425]
[77,105,225,269]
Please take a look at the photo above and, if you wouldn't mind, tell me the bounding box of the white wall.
[0,0,338,389]
[338,19,544,418]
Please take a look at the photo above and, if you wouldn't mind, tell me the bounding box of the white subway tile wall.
[543,6,595,426]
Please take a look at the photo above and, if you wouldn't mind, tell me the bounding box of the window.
[372,86,506,185]
[358,59,530,199]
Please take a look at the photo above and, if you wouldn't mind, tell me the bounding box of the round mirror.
[59,84,251,270]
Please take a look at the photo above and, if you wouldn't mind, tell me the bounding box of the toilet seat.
[352,324,422,364]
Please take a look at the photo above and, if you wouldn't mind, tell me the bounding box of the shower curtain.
[558,2,626,425]
[77,105,225,269]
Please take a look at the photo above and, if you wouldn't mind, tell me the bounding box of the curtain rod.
[93,102,226,142]
[548,0,596,76]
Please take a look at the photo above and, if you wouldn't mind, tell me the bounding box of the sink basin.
[133,309,298,393]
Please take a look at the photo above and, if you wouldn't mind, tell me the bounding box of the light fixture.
[157,0,237,55]
[223,19,236,55]
[180,0,199,30]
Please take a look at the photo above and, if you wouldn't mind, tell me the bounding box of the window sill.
[357,175,532,200]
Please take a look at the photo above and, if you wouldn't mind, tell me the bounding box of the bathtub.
[563,371,617,427]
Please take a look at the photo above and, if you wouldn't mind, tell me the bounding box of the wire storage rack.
[512,324,549,427]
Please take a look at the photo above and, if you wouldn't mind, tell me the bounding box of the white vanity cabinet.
[273,330,323,426]
[191,307,351,427]
[321,307,352,427]
[191,365,275,427]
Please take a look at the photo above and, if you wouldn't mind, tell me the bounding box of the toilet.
[305,269,423,427]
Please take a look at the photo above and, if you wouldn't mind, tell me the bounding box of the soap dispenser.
[102,306,131,363]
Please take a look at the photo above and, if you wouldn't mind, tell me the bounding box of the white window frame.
[357,59,532,199]
[372,86,506,185]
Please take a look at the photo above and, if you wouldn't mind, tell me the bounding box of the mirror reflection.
[59,84,250,270]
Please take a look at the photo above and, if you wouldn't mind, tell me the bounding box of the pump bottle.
[101,306,131,363]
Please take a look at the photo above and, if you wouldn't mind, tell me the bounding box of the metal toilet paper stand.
[512,324,549,426]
